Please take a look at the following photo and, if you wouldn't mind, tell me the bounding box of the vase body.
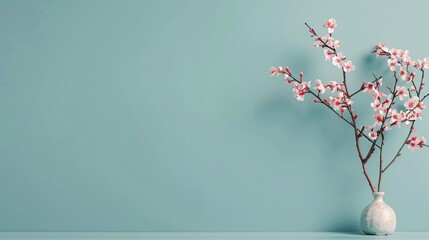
[360,192,396,235]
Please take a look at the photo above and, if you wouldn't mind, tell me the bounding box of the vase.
[360,192,396,235]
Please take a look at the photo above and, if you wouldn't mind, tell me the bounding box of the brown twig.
[382,121,416,173]
[377,133,385,192]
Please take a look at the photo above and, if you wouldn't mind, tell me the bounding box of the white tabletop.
[0,232,428,239]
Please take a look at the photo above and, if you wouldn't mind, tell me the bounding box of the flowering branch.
[269,18,427,193]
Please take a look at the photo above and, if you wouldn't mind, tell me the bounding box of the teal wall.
[1,0,429,232]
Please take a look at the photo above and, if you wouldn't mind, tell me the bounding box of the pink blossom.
[369,130,377,140]
[387,59,398,71]
[423,58,429,69]
[419,137,426,148]
[380,96,392,114]
[362,82,375,92]
[390,109,406,126]
[332,52,345,68]
[412,58,429,69]
[373,114,384,125]
[407,72,416,83]
[374,42,389,56]
[389,48,400,59]
[293,81,311,101]
[324,49,335,61]
[400,50,409,59]
[330,96,342,110]
[399,66,408,80]
[333,40,340,49]
[371,90,386,100]
[405,96,420,110]
[323,38,341,49]
[371,95,392,114]
[270,66,286,76]
[412,60,422,69]
[328,81,343,92]
[343,60,355,72]
[314,79,326,94]
[395,86,408,101]
[323,18,337,33]
[371,99,381,111]
[403,55,412,66]
[314,36,333,48]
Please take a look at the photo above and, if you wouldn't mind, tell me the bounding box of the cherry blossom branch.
[405,92,429,117]
[304,23,336,52]
[349,75,382,98]
[343,70,365,160]
[308,91,354,125]
[270,19,428,194]
[363,72,399,164]
[286,73,355,125]
[338,59,377,192]
[287,72,381,149]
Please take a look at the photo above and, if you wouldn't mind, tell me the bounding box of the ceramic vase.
[360,192,396,235]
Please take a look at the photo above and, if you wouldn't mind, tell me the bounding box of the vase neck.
[372,192,385,202]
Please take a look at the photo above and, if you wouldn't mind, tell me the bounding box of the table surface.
[0,232,428,240]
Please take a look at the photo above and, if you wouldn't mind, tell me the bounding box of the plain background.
[0,0,428,232]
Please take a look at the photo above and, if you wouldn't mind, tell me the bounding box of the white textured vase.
[360,192,396,235]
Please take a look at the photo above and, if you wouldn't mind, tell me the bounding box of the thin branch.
[382,121,415,173]
[377,133,385,192]
[349,75,382,98]
[304,23,336,52]
[363,164,376,193]
[419,69,425,97]
[343,70,365,161]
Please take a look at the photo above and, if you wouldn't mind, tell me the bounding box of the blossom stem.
[382,121,415,173]
[377,133,385,192]
[343,71,365,160]
[304,23,336,52]
[405,92,429,117]
[363,164,376,193]
[349,75,382,98]
[418,69,425,97]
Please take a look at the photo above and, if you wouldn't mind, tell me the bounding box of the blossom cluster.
[313,19,355,73]
[270,18,427,152]
[369,43,427,148]
[407,135,426,150]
